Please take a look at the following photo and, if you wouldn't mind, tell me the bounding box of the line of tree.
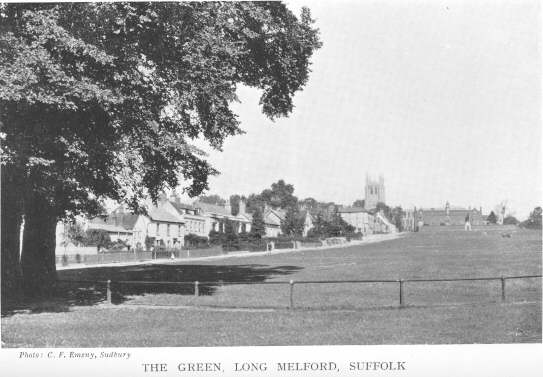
[0,2,321,299]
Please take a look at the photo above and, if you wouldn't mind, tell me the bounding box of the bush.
[520,207,541,229]
[61,255,68,266]
[75,254,82,263]
[184,233,209,249]
[83,229,112,251]
[503,215,519,225]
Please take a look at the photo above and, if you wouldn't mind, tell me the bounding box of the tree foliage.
[487,211,498,224]
[84,229,111,251]
[307,212,354,238]
[352,199,365,208]
[229,194,241,216]
[62,221,86,246]
[249,208,266,239]
[198,194,227,206]
[281,206,305,236]
[246,179,298,213]
[0,2,321,296]
[503,215,519,225]
[521,207,542,229]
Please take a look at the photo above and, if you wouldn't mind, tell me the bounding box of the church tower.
[364,174,386,209]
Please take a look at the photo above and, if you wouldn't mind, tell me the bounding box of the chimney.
[239,199,246,215]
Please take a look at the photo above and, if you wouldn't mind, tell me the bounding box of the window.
[167,224,171,237]
[156,223,159,235]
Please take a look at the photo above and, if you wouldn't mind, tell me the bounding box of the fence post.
[106,279,112,304]
[194,281,199,297]
[399,279,404,307]
[289,280,295,309]
[501,277,506,303]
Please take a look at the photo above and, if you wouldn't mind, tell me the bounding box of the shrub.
[83,229,112,252]
[61,255,68,266]
[75,254,82,263]
[503,215,519,225]
[184,233,209,248]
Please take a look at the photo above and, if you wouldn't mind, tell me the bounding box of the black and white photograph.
[0,0,541,375]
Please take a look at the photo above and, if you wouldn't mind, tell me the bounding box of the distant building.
[192,200,252,236]
[365,174,385,210]
[263,206,286,237]
[418,202,485,226]
[337,207,373,235]
[132,200,185,248]
[299,210,315,237]
[168,195,207,238]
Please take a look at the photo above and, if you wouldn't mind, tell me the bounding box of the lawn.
[2,226,541,346]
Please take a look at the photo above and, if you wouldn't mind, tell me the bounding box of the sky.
[183,0,541,219]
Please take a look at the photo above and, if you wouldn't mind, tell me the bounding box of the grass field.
[2,226,541,346]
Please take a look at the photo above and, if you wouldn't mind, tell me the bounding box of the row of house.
[56,194,315,251]
[56,192,405,254]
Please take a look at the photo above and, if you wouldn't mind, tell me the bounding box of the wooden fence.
[57,274,541,309]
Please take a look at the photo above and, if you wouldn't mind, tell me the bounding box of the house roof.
[170,201,196,212]
[421,208,481,215]
[88,219,133,234]
[147,206,184,223]
[337,206,368,214]
[193,201,230,216]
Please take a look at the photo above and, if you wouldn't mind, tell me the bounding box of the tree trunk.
[1,166,24,302]
[20,191,58,297]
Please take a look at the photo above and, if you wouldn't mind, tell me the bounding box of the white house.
[337,207,373,235]
[263,207,285,237]
[193,200,252,236]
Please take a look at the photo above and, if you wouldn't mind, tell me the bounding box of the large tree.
[281,206,304,236]
[246,179,298,213]
[0,2,321,297]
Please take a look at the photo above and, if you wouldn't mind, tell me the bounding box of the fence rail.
[56,274,542,309]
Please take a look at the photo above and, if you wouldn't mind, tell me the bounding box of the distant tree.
[307,212,354,238]
[144,236,155,251]
[301,197,319,211]
[184,233,208,248]
[63,222,86,246]
[390,206,405,232]
[246,193,266,214]
[375,202,392,220]
[229,194,242,216]
[199,195,226,206]
[352,199,365,208]
[260,179,298,209]
[487,211,498,224]
[222,219,239,250]
[281,207,305,236]
[84,229,111,252]
[503,215,519,225]
[250,208,267,239]
[521,206,542,229]
[208,230,223,246]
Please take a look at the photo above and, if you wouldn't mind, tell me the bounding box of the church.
[364,174,385,209]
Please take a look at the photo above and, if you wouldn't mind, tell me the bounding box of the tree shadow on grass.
[1,263,302,316]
